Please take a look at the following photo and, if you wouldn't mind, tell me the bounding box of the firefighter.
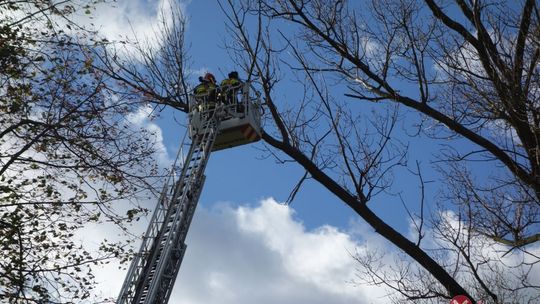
[193,73,218,112]
[219,71,243,105]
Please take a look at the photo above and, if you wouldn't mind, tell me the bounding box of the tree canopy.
[1,1,162,302]
[216,0,540,303]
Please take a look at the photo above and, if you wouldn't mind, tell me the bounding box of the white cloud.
[425,210,540,301]
[235,199,362,296]
[86,0,184,44]
[172,198,389,304]
[125,104,171,167]
[437,210,540,274]
[93,196,540,304]
[95,198,391,304]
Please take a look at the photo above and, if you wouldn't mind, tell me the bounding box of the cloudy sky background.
[92,198,396,304]
[73,1,540,303]
[80,1,396,302]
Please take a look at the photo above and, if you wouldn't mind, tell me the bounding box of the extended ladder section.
[117,82,262,304]
[116,112,221,304]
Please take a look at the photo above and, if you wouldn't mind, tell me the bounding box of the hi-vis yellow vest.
[220,78,241,89]
[194,83,216,95]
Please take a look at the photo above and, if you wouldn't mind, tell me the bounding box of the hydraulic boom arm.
[117,82,262,304]
[117,113,220,304]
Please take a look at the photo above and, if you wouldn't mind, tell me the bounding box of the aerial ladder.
[116,83,262,304]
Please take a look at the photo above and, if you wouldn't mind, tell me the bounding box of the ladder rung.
[118,116,220,304]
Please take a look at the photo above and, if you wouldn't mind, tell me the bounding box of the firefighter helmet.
[204,73,216,84]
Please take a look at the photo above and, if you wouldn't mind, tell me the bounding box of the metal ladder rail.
[153,134,217,302]
[116,130,191,304]
[131,154,198,303]
[153,174,206,303]
[142,113,220,303]
[117,109,221,304]
[116,174,176,304]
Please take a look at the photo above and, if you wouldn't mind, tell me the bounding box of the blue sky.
[161,0,370,231]
[81,1,540,303]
